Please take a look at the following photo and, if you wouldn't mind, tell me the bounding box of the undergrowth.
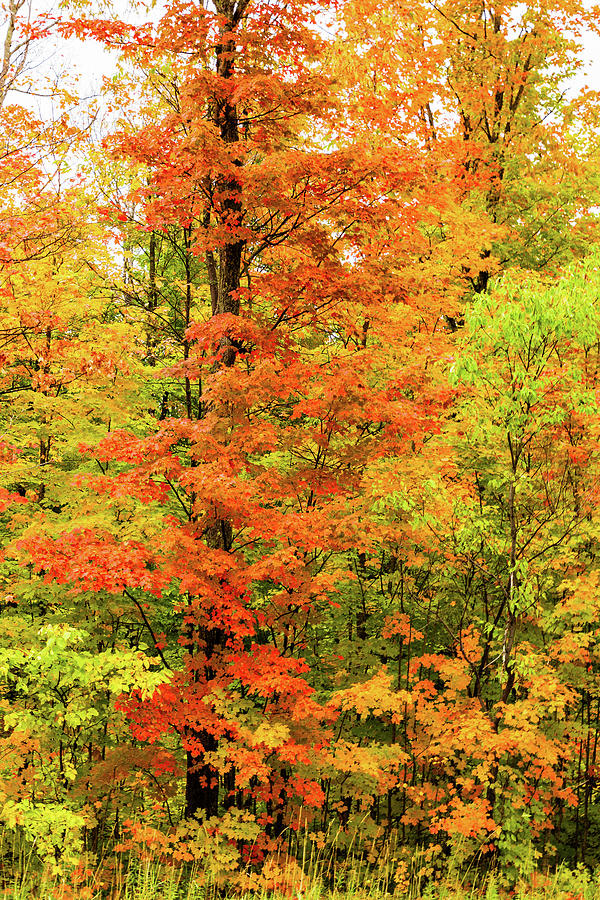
[0,857,598,900]
[0,824,596,900]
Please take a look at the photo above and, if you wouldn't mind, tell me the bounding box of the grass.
[0,824,596,900]
[0,856,599,900]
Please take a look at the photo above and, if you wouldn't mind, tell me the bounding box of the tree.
[0,102,170,863]
[340,0,600,303]
[340,257,600,875]
[24,0,450,852]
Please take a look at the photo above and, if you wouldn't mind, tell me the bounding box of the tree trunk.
[183,0,250,824]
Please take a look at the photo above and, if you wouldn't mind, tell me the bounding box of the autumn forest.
[2,0,600,895]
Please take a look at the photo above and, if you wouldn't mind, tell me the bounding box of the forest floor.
[0,865,598,900]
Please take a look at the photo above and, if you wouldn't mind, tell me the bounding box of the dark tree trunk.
[183,0,249,823]
[185,742,219,820]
